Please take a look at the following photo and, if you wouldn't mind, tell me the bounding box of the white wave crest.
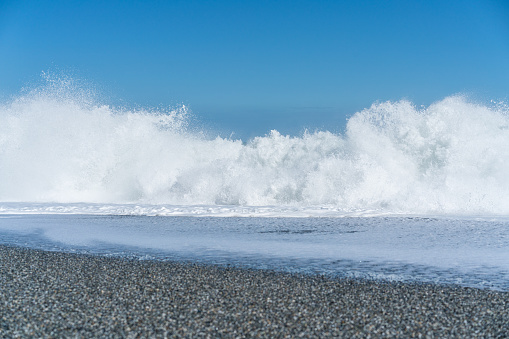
[1,79,509,215]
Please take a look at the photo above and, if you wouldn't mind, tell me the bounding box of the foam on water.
[2,77,509,216]
[1,214,508,290]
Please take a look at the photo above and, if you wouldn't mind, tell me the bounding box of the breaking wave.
[1,77,509,215]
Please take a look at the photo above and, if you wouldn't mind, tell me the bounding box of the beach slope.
[1,245,507,337]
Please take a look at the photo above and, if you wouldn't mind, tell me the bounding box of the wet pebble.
[0,245,508,338]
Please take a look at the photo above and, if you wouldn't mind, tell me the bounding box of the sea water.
[1,77,508,290]
[0,213,508,290]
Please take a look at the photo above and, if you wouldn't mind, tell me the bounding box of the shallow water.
[1,213,508,291]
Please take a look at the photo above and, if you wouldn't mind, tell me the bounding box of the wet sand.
[0,245,507,338]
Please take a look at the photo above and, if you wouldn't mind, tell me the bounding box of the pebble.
[0,245,507,338]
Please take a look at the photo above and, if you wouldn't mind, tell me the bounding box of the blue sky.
[1,0,509,139]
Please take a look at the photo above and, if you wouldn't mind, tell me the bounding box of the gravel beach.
[0,245,507,338]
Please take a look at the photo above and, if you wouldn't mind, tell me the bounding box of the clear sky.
[1,0,509,140]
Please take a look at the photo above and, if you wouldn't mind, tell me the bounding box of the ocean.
[1,81,508,290]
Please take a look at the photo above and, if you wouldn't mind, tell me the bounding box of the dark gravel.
[0,245,508,338]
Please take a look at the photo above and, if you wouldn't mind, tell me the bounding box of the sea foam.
[1,78,509,215]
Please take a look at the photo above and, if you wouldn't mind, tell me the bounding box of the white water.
[1,77,509,290]
[2,78,509,216]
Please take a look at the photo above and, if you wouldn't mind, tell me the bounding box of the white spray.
[1,78,509,215]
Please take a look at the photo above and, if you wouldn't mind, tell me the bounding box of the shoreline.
[1,244,508,337]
